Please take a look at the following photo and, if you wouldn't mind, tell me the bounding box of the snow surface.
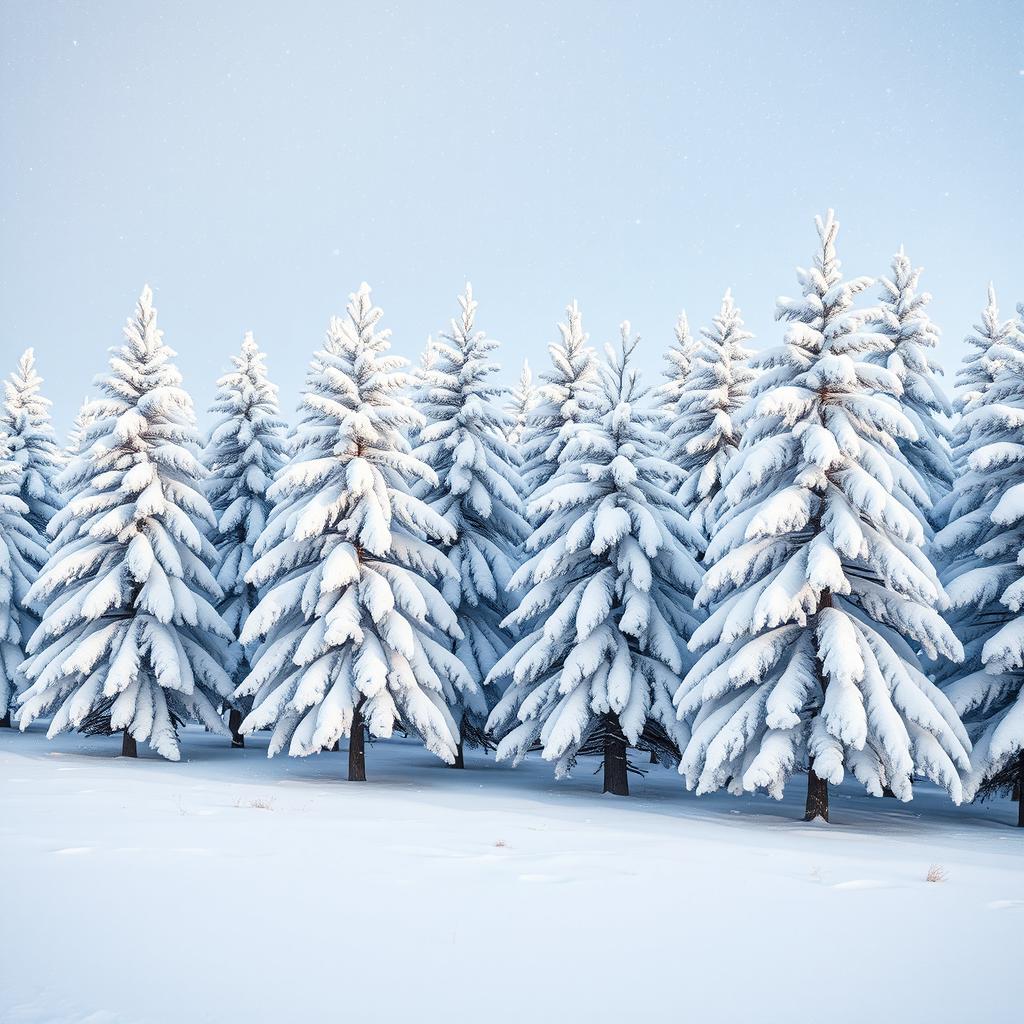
[2,724,1021,1024]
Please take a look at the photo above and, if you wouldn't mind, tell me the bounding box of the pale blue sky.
[1,0,1021,436]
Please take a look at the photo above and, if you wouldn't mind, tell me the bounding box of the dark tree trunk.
[121,730,137,758]
[451,734,465,769]
[228,708,244,748]
[0,711,10,728]
[804,587,832,823]
[804,771,829,822]
[348,705,366,782]
[1017,764,1024,828]
[603,714,629,796]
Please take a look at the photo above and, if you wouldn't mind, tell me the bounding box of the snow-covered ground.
[2,724,1021,1024]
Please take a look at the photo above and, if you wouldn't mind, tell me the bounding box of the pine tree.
[236,283,473,781]
[16,287,236,759]
[505,359,537,448]
[415,286,531,763]
[670,291,757,539]
[933,292,1024,825]
[656,311,699,419]
[870,248,954,526]
[1,349,63,540]
[203,332,288,747]
[675,212,969,822]
[519,301,599,501]
[0,431,48,727]
[487,326,705,794]
[954,284,1020,412]
[64,397,95,461]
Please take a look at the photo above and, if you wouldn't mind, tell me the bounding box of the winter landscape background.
[2,3,1023,1023]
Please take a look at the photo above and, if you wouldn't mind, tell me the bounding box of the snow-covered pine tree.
[953,284,1021,413]
[64,397,95,461]
[487,326,704,795]
[0,431,48,727]
[236,283,474,781]
[414,285,531,764]
[656,310,699,419]
[16,286,237,759]
[870,248,954,527]
[674,211,969,822]
[519,301,599,502]
[1,349,63,541]
[505,359,537,448]
[933,292,1024,825]
[670,290,757,539]
[203,332,288,747]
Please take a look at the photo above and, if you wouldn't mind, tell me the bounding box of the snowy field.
[2,725,1021,1024]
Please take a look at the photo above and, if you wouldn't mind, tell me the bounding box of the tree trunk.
[348,705,366,782]
[451,733,465,770]
[1017,764,1024,828]
[121,730,137,758]
[804,770,829,822]
[0,711,10,728]
[804,588,832,823]
[228,708,244,748]
[603,714,629,796]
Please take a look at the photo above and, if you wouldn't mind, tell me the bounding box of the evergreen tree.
[1,348,63,540]
[415,285,530,762]
[670,290,757,539]
[505,359,537,449]
[656,311,699,419]
[203,332,288,746]
[236,283,473,781]
[933,292,1024,825]
[870,248,954,526]
[0,431,48,727]
[675,212,969,822]
[64,397,95,461]
[17,287,236,758]
[487,326,704,795]
[519,301,598,501]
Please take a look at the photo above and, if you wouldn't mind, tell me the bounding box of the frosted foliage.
[953,284,1024,412]
[656,311,700,416]
[64,397,97,465]
[0,348,63,539]
[670,290,757,539]
[869,249,953,524]
[519,301,599,501]
[934,295,1024,800]
[675,212,969,805]
[414,285,530,742]
[16,287,237,759]
[504,359,537,449]
[203,333,287,680]
[237,284,472,764]
[487,327,705,775]
[0,432,48,720]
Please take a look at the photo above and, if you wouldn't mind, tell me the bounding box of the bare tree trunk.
[805,589,832,823]
[348,705,366,782]
[228,708,244,749]
[1017,764,1024,828]
[804,771,829,822]
[603,714,629,796]
[0,711,10,728]
[451,732,465,769]
[121,730,137,758]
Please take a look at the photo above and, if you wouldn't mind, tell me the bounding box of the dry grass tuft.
[926,864,948,883]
